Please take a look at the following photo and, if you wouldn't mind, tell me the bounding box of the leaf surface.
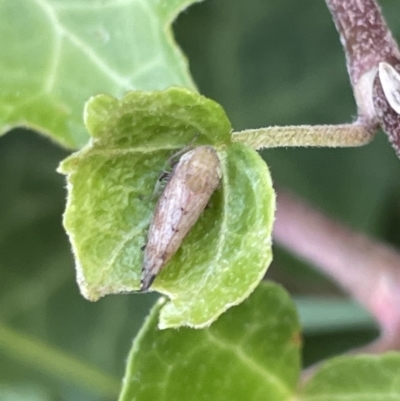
[119,282,301,401]
[301,353,400,401]
[59,88,275,328]
[0,0,198,148]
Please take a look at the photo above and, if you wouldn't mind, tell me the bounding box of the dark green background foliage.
[3,0,400,399]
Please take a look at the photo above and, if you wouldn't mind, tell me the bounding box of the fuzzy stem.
[325,0,400,123]
[325,0,400,85]
[231,123,375,149]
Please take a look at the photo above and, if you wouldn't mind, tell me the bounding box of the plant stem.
[232,0,400,150]
[325,0,400,86]
[325,0,400,153]
[0,323,120,398]
[273,189,400,355]
[231,123,375,149]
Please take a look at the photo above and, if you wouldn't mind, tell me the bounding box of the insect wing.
[141,146,221,291]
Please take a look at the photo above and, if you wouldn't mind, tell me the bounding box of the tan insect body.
[141,146,222,291]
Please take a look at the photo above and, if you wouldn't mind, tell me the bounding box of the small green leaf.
[0,0,199,148]
[301,353,400,401]
[59,87,276,328]
[119,282,301,401]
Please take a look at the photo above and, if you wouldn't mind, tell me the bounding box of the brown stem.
[273,189,400,349]
[325,0,400,157]
[325,0,400,85]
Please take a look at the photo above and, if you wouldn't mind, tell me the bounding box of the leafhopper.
[141,146,222,291]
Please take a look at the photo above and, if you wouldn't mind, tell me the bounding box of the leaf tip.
[84,94,118,138]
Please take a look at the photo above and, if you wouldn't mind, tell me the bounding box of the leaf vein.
[34,0,134,89]
[204,330,291,398]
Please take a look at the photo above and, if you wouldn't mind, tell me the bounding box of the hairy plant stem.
[273,190,400,379]
[232,123,375,149]
[234,0,400,151]
[325,0,400,86]
[326,0,400,155]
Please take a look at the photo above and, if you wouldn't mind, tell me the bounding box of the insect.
[141,145,222,291]
[379,61,400,114]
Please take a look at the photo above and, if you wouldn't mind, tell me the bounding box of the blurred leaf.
[119,282,301,401]
[0,130,157,400]
[59,87,275,328]
[0,383,51,401]
[295,297,375,334]
[301,353,400,400]
[0,0,199,148]
[0,324,119,399]
[302,329,378,368]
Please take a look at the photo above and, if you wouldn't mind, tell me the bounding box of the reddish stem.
[273,189,400,349]
[325,0,400,152]
[325,0,400,86]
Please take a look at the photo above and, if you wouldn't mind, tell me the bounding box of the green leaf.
[301,353,400,401]
[119,282,301,401]
[0,0,198,148]
[59,87,275,328]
